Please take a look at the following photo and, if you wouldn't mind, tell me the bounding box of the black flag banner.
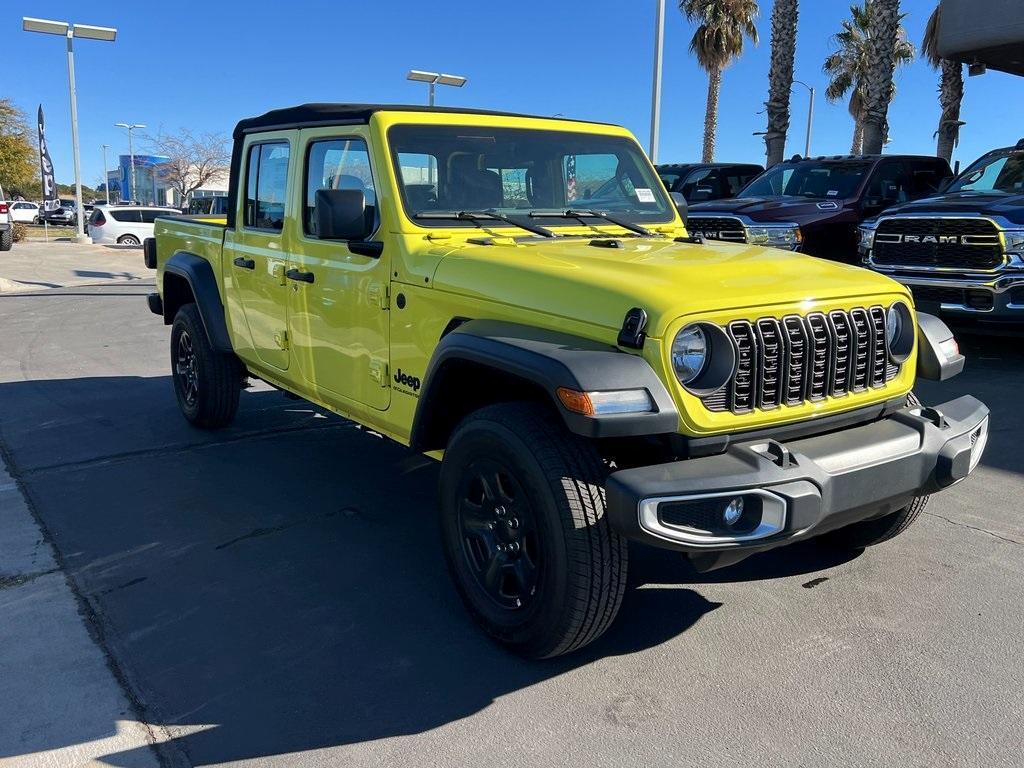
[37,105,59,212]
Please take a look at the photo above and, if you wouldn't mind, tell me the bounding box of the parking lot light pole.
[792,80,815,158]
[407,71,466,185]
[649,0,665,162]
[23,17,117,243]
[406,70,467,107]
[115,123,145,203]
[101,144,110,202]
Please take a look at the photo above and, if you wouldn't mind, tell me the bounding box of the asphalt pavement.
[0,271,1021,767]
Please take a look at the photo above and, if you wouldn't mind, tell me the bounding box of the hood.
[878,191,1024,226]
[689,196,852,224]
[427,236,906,338]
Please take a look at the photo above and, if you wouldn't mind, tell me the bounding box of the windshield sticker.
[635,188,656,203]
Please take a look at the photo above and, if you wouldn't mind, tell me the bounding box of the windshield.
[741,161,870,200]
[388,125,674,227]
[946,151,1024,194]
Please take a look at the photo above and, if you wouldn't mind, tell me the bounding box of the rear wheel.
[0,228,12,251]
[825,392,929,549]
[439,402,627,658]
[117,234,141,246]
[170,303,243,428]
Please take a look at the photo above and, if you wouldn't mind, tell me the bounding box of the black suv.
[656,163,764,203]
[687,155,953,262]
[860,141,1024,326]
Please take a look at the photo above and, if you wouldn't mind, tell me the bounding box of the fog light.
[723,497,744,526]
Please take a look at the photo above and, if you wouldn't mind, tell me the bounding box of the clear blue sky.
[4,0,1021,189]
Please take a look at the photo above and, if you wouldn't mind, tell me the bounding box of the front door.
[223,134,294,372]
[286,130,390,411]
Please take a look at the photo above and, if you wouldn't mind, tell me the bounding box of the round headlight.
[886,301,914,363]
[671,325,708,385]
[886,304,902,349]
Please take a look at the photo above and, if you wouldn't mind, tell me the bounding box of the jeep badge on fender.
[145,103,989,659]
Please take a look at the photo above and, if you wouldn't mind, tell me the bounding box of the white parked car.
[88,205,179,246]
[8,201,41,223]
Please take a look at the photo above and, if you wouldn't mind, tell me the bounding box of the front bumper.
[606,395,989,569]
[877,271,1024,321]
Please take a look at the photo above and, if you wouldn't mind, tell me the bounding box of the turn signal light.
[556,387,654,416]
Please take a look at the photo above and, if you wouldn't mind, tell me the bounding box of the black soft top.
[232,103,612,138]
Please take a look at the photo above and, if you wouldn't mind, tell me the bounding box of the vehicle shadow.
[0,358,1015,765]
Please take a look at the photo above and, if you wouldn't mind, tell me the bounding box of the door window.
[245,142,290,231]
[140,209,169,223]
[866,162,909,204]
[110,209,142,223]
[304,138,377,236]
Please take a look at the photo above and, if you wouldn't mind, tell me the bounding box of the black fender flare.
[410,320,679,451]
[163,251,232,352]
[916,312,965,381]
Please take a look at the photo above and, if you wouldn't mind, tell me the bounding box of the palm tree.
[922,4,963,163]
[765,0,800,167]
[823,2,914,154]
[680,0,759,162]
[861,0,902,154]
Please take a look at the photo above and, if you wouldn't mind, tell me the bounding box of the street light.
[114,123,146,203]
[792,80,815,158]
[649,0,666,162]
[101,144,110,202]
[23,17,117,243]
[406,70,467,107]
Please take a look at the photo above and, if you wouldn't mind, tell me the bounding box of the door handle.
[232,256,255,270]
[286,268,315,284]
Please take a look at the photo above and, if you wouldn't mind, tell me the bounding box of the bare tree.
[145,128,230,206]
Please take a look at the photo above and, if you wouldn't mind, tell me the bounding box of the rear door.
[223,132,295,372]
[285,127,391,411]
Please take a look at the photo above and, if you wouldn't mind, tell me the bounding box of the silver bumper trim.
[638,489,787,548]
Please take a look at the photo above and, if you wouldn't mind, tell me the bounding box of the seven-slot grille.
[686,216,747,242]
[872,217,1003,270]
[703,306,900,414]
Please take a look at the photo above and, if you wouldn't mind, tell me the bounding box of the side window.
[244,141,290,231]
[304,138,377,237]
[110,209,142,223]
[867,162,908,203]
[140,209,166,223]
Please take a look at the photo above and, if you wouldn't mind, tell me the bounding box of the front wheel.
[170,303,243,428]
[439,402,628,658]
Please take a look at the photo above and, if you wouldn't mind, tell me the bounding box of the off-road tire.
[117,234,141,246]
[170,303,243,428]
[0,228,12,251]
[439,402,628,658]
[825,392,930,549]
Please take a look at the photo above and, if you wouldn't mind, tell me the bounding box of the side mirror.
[315,188,370,240]
[671,191,688,224]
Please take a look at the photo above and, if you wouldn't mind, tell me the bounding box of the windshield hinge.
[369,358,388,387]
[368,282,389,310]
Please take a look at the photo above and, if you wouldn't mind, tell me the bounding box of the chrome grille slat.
[754,318,784,410]
[868,306,888,388]
[703,305,903,414]
[727,320,757,413]
[781,316,807,407]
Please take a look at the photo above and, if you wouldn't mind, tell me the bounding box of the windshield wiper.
[530,209,659,238]
[414,210,555,238]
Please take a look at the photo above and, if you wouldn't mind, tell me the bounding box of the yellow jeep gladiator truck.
[145,104,989,658]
